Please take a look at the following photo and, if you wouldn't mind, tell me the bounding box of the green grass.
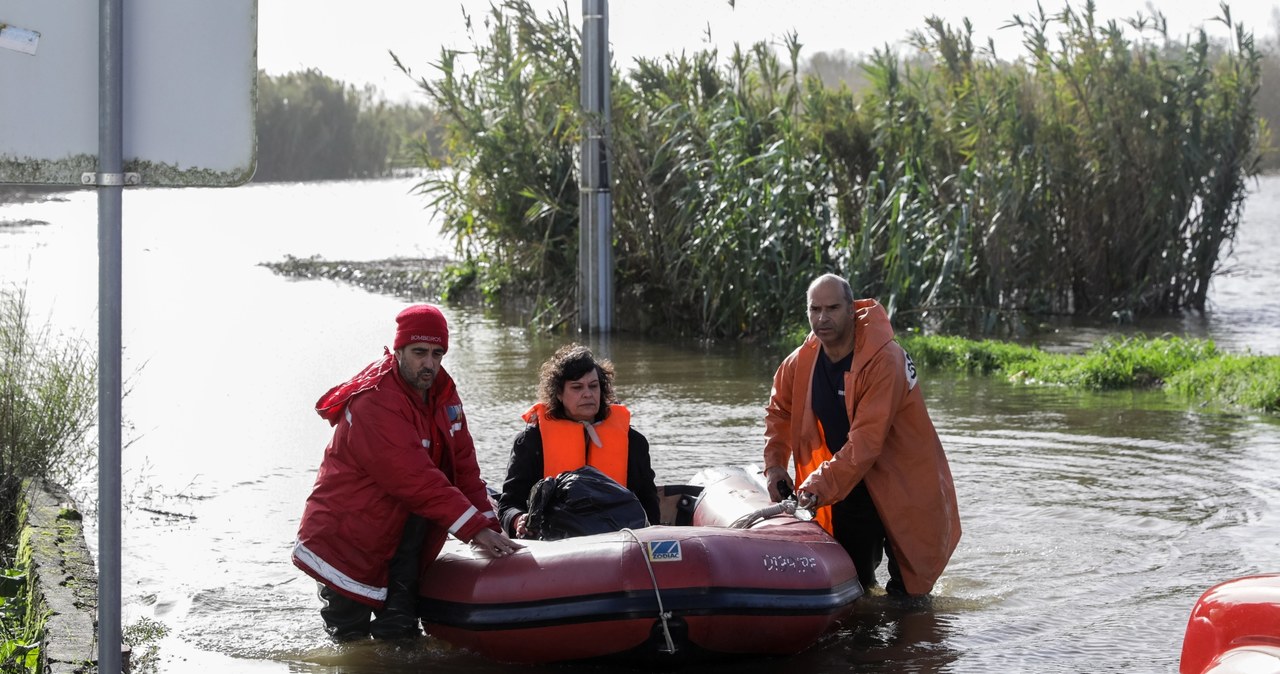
[0,285,98,673]
[899,333,1280,414]
[1167,354,1280,413]
[0,566,40,674]
[1,286,97,551]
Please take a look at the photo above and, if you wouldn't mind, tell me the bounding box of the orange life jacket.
[522,403,631,486]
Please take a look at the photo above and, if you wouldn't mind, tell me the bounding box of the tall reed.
[399,0,583,326]
[411,1,1262,340]
[610,38,836,337]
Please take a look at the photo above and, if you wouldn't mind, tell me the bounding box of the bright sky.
[258,1,1280,104]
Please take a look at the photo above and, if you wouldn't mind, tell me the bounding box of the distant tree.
[1256,11,1280,170]
[254,70,446,181]
[803,49,873,93]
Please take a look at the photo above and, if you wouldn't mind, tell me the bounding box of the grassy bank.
[901,333,1280,414]
[0,287,97,673]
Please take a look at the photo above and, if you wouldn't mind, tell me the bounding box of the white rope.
[622,528,677,654]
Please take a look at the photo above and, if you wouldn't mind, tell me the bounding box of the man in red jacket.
[764,274,961,598]
[293,304,522,640]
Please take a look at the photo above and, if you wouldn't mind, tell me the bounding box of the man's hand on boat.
[472,528,525,557]
[765,465,795,502]
[763,466,817,522]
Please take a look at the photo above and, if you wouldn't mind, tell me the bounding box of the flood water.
[1,175,1278,673]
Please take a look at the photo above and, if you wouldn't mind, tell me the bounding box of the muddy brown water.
[1,177,1277,673]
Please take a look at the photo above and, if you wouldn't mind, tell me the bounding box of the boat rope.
[622,528,677,654]
[729,502,788,529]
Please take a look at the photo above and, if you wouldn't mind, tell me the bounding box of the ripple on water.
[932,400,1268,672]
[12,179,1278,674]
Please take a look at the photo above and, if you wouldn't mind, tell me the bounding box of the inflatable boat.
[416,466,862,664]
[1180,573,1280,674]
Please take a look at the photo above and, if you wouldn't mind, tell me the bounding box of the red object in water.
[417,466,862,664]
[1180,574,1280,674]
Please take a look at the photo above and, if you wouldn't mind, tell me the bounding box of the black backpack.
[526,465,649,540]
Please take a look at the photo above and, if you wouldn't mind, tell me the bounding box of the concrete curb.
[19,480,97,674]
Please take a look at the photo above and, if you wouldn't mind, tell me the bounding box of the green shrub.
[122,617,170,674]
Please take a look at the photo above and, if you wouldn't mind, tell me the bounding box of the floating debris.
[261,255,453,302]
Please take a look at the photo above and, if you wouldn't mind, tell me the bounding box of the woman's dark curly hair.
[537,343,617,422]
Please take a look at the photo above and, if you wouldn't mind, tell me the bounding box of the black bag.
[526,465,649,540]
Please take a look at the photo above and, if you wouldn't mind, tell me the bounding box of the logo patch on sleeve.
[904,351,919,391]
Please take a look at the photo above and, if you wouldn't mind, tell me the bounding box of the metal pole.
[579,0,597,332]
[579,0,613,333]
[97,0,124,671]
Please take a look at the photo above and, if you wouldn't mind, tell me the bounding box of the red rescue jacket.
[292,350,497,607]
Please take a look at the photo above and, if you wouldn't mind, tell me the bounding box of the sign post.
[1,2,256,672]
[578,0,613,333]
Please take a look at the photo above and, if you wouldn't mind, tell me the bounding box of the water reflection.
[808,594,961,673]
[927,373,1277,673]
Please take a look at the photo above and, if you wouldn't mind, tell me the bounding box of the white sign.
[0,0,257,186]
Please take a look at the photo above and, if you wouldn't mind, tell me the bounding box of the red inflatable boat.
[417,466,862,664]
[1180,573,1280,674]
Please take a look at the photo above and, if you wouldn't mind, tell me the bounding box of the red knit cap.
[394,304,449,352]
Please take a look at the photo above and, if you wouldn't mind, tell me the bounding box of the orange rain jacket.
[764,299,961,595]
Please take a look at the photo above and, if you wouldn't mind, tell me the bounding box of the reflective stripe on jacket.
[764,299,962,595]
[522,402,631,486]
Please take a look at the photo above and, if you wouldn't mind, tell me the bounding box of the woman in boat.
[498,343,661,538]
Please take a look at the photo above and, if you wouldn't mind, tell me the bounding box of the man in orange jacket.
[763,274,961,597]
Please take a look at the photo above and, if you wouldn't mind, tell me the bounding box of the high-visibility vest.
[522,403,631,486]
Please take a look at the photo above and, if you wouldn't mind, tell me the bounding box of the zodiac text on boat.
[761,554,818,573]
[646,540,683,562]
